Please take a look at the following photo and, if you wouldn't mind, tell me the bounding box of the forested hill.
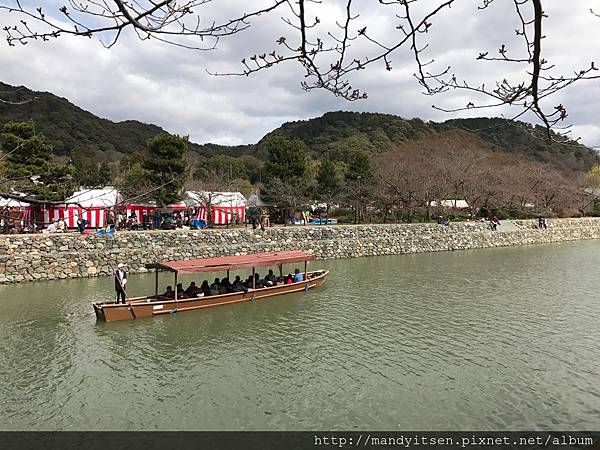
[0,82,254,159]
[0,82,596,172]
[0,82,165,159]
[261,112,597,172]
[439,117,596,172]
[256,111,431,158]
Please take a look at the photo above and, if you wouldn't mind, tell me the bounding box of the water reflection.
[1,241,600,430]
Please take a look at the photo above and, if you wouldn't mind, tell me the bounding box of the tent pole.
[174,272,178,300]
[304,260,308,282]
[155,269,159,299]
[252,267,256,290]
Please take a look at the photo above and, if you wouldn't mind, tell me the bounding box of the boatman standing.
[114,263,128,304]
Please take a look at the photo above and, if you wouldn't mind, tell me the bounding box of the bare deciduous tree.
[186,174,239,227]
[373,131,586,219]
[266,176,311,224]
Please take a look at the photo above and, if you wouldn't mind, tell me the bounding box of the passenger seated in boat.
[245,275,254,289]
[232,275,245,292]
[294,268,304,282]
[162,285,175,299]
[254,273,264,289]
[285,274,293,284]
[264,269,277,286]
[176,283,185,298]
[219,278,232,294]
[200,280,211,297]
[210,278,220,296]
[185,282,199,297]
[225,278,234,292]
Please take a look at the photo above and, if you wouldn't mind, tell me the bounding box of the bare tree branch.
[2,0,599,137]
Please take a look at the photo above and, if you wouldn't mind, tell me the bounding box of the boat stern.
[93,302,137,322]
[93,302,106,321]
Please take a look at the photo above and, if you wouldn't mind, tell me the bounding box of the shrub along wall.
[2,218,600,284]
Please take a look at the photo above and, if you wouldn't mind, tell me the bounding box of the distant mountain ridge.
[0,82,258,160]
[0,82,596,173]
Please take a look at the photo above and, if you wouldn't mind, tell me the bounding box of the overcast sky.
[1,0,599,147]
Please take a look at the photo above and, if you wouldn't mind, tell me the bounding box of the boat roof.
[146,251,315,274]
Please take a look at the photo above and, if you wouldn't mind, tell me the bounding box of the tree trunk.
[33,204,43,230]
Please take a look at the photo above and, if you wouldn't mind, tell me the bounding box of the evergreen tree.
[0,120,74,201]
[71,149,116,187]
[317,157,342,194]
[316,157,343,220]
[121,164,151,199]
[263,135,311,219]
[143,133,190,205]
[344,149,374,223]
[345,149,374,182]
[264,135,307,181]
[97,161,115,185]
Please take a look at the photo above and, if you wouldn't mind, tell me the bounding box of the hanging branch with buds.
[1,0,599,137]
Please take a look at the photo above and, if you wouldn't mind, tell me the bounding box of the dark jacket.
[114,269,127,292]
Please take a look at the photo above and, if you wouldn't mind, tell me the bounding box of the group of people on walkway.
[106,210,201,232]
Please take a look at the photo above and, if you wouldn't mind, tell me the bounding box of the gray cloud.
[0,0,598,147]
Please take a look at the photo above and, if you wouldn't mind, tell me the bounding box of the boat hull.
[93,270,328,322]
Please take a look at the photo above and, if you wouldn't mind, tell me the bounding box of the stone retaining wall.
[2,218,600,284]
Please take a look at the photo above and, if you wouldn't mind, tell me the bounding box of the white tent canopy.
[0,197,30,208]
[66,188,123,208]
[429,199,470,209]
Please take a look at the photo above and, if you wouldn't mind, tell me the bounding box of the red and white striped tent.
[188,191,246,225]
[125,200,191,222]
[0,197,32,225]
[125,201,158,223]
[42,188,123,228]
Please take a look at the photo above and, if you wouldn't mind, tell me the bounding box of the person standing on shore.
[114,263,128,304]
[490,215,500,231]
[77,217,87,234]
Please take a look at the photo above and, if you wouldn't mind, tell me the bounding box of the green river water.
[1,240,599,430]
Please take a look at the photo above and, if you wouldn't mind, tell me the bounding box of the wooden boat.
[93,250,329,322]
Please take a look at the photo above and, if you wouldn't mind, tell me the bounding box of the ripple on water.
[1,240,600,430]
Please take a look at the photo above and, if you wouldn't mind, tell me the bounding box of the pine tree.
[316,157,343,220]
[0,120,74,201]
[143,133,190,205]
[264,135,307,181]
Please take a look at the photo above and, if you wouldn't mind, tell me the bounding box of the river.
[1,240,599,430]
